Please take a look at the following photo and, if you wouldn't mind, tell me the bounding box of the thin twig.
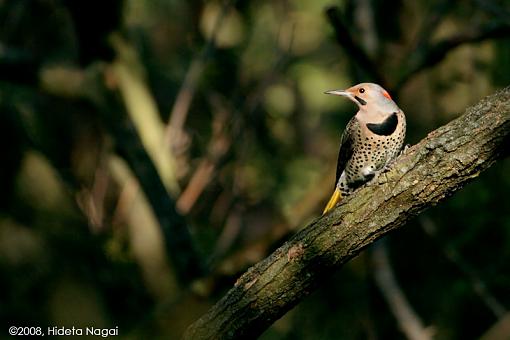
[471,0,510,23]
[372,242,433,340]
[396,22,510,90]
[176,94,231,214]
[419,215,507,318]
[480,312,510,340]
[86,67,205,285]
[407,0,453,58]
[75,162,109,232]
[164,0,234,149]
[325,6,386,86]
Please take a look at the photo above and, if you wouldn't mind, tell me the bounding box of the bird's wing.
[335,116,358,185]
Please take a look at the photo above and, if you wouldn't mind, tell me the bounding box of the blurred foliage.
[0,0,509,339]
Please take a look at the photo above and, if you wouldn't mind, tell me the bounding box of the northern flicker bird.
[323,83,406,214]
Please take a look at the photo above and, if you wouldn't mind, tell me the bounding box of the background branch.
[325,6,386,86]
[183,87,510,339]
[480,312,510,340]
[396,22,510,90]
[419,215,507,318]
[85,67,205,285]
[372,242,432,340]
[164,0,234,149]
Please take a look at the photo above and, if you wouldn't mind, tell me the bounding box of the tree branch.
[183,87,510,339]
[480,312,510,340]
[85,67,205,285]
[372,242,432,340]
[325,6,387,87]
[164,0,235,149]
[396,22,510,90]
[419,215,507,318]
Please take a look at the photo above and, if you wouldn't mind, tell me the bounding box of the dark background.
[1,0,509,339]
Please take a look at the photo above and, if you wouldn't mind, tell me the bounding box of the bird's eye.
[359,88,365,93]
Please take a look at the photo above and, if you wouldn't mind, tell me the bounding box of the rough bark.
[183,87,510,339]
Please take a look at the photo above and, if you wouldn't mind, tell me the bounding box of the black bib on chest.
[366,112,398,136]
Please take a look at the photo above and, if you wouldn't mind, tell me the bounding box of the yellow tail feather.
[322,188,342,215]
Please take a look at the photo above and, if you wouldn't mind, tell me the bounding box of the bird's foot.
[400,144,411,156]
[381,162,394,174]
[382,144,410,174]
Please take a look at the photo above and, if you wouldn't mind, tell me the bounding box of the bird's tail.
[322,188,342,215]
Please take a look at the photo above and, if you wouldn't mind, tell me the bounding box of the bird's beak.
[324,89,351,98]
[325,88,366,106]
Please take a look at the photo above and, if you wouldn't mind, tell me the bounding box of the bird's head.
[325,83,398,113]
